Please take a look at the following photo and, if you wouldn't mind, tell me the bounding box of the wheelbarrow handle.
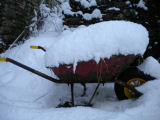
[0,57,64,83]
[30,46,46,52]
[0,57,7,62]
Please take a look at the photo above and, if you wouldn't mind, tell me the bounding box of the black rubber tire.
[114,67,154,100]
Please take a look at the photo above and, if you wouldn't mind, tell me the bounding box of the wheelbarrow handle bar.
[1,57,64,83]
[30,46,46,52]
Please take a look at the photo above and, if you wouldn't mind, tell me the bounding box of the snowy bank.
[45,21,149,67]
[138,56,160,78]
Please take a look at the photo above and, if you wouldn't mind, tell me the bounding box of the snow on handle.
[45,21,149,67]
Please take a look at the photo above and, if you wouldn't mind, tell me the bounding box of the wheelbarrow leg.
[71,83,74,106]
[81,83,86,97]
[88,82,100,105]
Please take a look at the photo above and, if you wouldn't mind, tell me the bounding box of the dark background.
[0,0,159,61]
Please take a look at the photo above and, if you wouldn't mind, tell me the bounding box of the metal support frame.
[88,82,100,105]
[71,83,74,106]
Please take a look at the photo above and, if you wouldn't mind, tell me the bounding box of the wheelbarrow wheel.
[114,67,154,100]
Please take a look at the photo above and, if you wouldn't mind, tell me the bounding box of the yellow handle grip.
[30,45,46,52]
[0,57,7,62]
[30,46,39,49]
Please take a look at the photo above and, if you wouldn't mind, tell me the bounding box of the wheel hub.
[124,78,146,98]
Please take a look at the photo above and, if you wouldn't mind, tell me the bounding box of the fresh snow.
[45,21,149,67]
[61,1,82,16]
[107,7,120,11]
[137,0,148,10]
[61,2,101,21]
[0,3,160,120]
[125,1,131,5]
[39,4,63,32]
[138,57,160,78]
[83,9,102,20]
[75,0,97,8]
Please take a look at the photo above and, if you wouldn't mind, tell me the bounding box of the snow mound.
[138,56,160,78]
[45,21,149,67]
[83,9,102,20]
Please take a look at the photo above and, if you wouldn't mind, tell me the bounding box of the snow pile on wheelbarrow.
[45,21,149,67]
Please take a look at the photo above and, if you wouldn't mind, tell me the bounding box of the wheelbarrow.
[0,46,154,107]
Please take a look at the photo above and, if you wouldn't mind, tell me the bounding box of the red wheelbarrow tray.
[50,54,139,83]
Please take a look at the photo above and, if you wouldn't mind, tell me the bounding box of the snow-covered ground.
[0,4,160,120]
